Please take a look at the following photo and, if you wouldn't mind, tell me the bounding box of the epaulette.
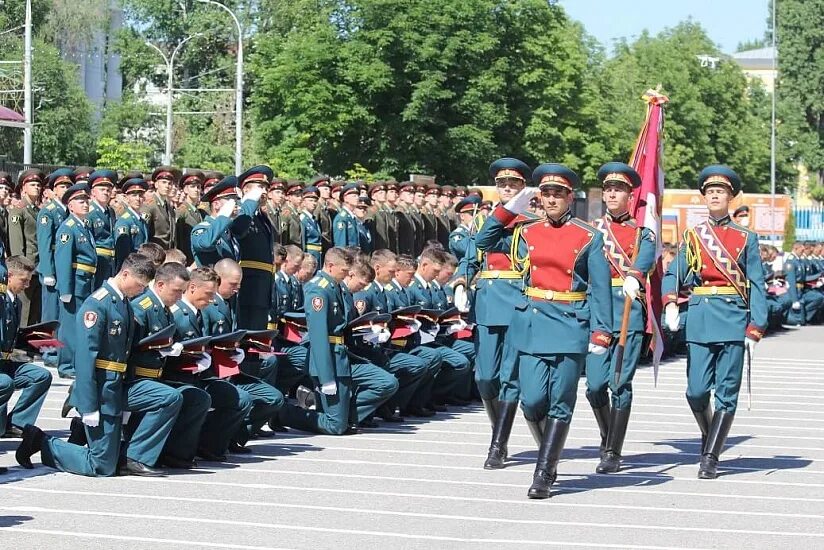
[45,203,55,211]
[66,219,75,227]
[91,288,109,301]
[318,278,330,289]
[309,276,319,284]
[568,218,597,234]
[362,282,372,292]
[384,284,394,291]
[138,296,153,310]
[169,304,180,313]
[121,212,131,220]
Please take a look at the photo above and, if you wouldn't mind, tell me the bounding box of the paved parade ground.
[1,327,823,549]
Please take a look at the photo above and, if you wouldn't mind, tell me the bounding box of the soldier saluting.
[663,165,767,479]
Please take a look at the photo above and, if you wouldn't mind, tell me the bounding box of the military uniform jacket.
[0,206,8,253]
[168,299,216,381]
[114,207,149,270]
[592,213,656,333]
[300,210,322,255]
[1,292,24,373]
[233,198,274,323]
[88,200,117,257]
[261,202,284,245]
[281,204,302,247]
[129,288,175,381]
[395,206,416,256]
[313,200,335,252]
[9,197,40,264]
[176,202,204,265]
[71,282,135,415]
[366,204,397,252]
[407,274,437,309]
[410,207,426,255]
[333,207,360,248]
[203,294,237,336]
[35,198,68,279]
[385,279,413,311]
[478,205,613,355]
[436,208,452,249]
[191,213,239,267]
[304,270,350,384]
[449,224,472,260]
[141,195,177,249]
[663,216,767,343]
[55,214,98,300]
[421,206,438,244]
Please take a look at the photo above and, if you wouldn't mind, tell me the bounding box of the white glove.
[81,410,100,428]
[426,323,441,337]
[664,303,680,332]
[376,328,391,344]
[231,349,246,364]
[363,332,381,345]
[446,319,468,334]
[217,198,237,218]
[243,187,265,203]
[419,330,435,344]
[454,284,469,312]
[587,343,608,355]
[159,342,184,358]
[9,350,30,363]
[407,319,422,334]
[320,381,337,396]
[622,276,641,301]
[195,353,212,373]
[816,279,824,289]
[43,276,56,287]
[40,346,58,355]
[503,187,539,215]
[792,301,802,311]
[60,294,72,303]
[122,411,132,425]
[744,337,757,358]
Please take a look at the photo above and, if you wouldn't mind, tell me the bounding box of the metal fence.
[794,207,824,241]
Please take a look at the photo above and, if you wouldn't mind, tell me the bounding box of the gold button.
[544,223,549,227]
[566,269,572,274]
[573,249,579,253]
[529,246,534,251]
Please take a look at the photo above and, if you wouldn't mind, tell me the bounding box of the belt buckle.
[491,270,499,278]
[544,289,554,300]
[711,286,718,295]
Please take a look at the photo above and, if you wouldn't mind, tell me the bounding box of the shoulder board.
[318,278,330,288]
[139,296,153,310]
[384,284,394,291]
[309,276,319,284]
[363,282,372,292]
[46,203,56,210]
[730,222,754,238]
[92,288,109,301]
[169,304,180,313]
[568,218,596,234]
[121,212,131,220]
[66,219,76,227]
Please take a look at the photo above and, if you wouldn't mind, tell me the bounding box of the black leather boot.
[591,404,610,458]
[527,419,569,499]
[596,407,631,473]
[481,398,499,429]
[67,417,88,446]
[698,410,734,479]
[692,406,713,454]
[16,425,45,469]
[484,401,517,470]
[525,418,546,446]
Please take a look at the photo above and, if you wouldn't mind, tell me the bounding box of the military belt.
[72,262,97,274]
[692,286,739,296]
[478,270,521,279]
[524,287,587,302]
[390,338,408,347]
[95,359,127,373]
[95,247,115,257]
[306,244,322,252]
[134,366,162,379]
[267,322,277,331]
[239,260,275,273]
[611,277,625,287]
[328,336,344,345]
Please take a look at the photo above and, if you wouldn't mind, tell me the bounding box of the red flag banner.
[628,89,669,385]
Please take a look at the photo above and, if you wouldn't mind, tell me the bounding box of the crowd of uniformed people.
[0,160,819,498]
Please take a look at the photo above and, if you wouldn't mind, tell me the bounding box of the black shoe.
[267,419,289,433]
[57,372,76,380]
[444,396,471,406]
[429,403,447,412]
[122,458,165,477]
[162,455,197,469]
[378,412,405,423]
[698,410,734,480]
[2,425,23,438]
[16,425,45,469]
[296,385,316,409]
[484,401,517,470]
[197,448,227,462]
[61,382,75,418]
[67,417,87,446]
[359,418,379,428]
[345,424,361,435]
[527,468,557,499]
[401,406,435,418]
[698,454,719,479]
[526,419,569,499]
[596,408,631,474]
[253,425,277,438]
[229,442,252,454]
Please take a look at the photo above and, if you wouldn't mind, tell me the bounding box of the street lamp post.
[197,0,243,174]
[146,34,201,165]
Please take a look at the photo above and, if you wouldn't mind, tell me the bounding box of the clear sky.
[559,0,770,54]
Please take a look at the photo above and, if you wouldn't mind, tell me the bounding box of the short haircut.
[214,258,242,278]
[155,262,191,284]
[274,244,287,259]
[419,247,445,266]
[423,240,444,253]
[351,260,375,281]
[396,254,417,272]
[164,248,187,265]
[285,244,304,261]
[189,266,220,286]
[325,247,353,268]
[6,255,35,274]
[371,249,396,267]
[120,253,156,281]
[137,242,166,267]
[301,254,318,270]
[442,252,458,268]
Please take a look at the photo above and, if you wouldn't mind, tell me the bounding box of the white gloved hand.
[503,187,539,215]
[664,303,680,332]
[419,331,435,344]
[454,284,469,312]
[217,198,237,218]
[60,294,72,303]
[446,319,468,335]
[377,328,391,344]
[407,319,422,334]
[363,332,381,345]
[81,410,100,428]
[426,323,441,337]
[320,381,337,396]
[792,301,802,311]
[587,343,608,355]
[231,349,246,364]
[9,350,30,363]
[121,411,132,425]
[43,276,56,287]
[817,279,824,289]
[744,337,758,358]
[622,276,641,301]
[195,353,212,373]
[243,187,265,203]
[159,342,184,358]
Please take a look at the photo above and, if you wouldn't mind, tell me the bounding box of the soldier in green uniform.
[262,177,285,245]
[333,184,362,248]
[114,178,150,271]
[311,175,335,254]
[300,186,323,265]
[366,181,392,252]
[281,180,303,247]
[175,169,204,265]
[10,169,45,326]
[0,172,12,251]
[395,182,418,256]
[142,166,180,250]
[663,165,767,479]
[86,170,118,289]
[16,253,155,475]
[421,184,440,244]
[35,169,71,325]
